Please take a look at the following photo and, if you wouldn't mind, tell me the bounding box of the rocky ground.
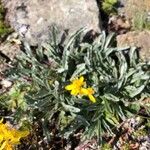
[116,0,150,60]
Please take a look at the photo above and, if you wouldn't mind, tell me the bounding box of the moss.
[102,0,118,14]
[133,128,147,138]
[121,143,130,150]
[0,1,12,38]
[101,143,112,150]
[132,11,150,31]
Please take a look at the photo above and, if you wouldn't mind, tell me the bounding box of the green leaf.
[61,102,80,113]
[103,93,120,102]
[61,28,85,71]
[71,63,86,79]
[125,85,146,97]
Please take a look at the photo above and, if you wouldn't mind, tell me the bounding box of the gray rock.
[117,31,150,60]
[2,0,101,45]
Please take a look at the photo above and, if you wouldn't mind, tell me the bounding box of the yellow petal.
[71,89,78,96]
[79,76,84,82]
[0,119,3,124]
[0,141,7,150]
[80,88,95,96]
[65,85,73,90]
[5,143,13,150]
[80,88,88,95]
[88,95,96,103]
[10,130,29,144]
[87,88,94,95]
[0,135,3,143]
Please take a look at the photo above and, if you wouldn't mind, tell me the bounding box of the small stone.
[1,79,12,88]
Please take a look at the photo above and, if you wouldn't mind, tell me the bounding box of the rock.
[0,33,21,73]
[118,0,150,32]
[117,31,150,60]
[108,15,131,34]
[118,0,150,19]
[1,0,101,45]
[0,79,12,88]
[0,40,21,61]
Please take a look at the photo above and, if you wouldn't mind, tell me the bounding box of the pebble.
[0,79,12,88]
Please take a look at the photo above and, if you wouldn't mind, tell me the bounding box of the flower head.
[65,76,85,96]
[80,88,96,103]
[65,76,96,103]
[0,119,29,150]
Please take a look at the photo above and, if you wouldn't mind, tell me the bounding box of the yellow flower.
[65,76,85,96]
[80,88,96,103]
[65,76,96,103]
[0,141,12,150]
[0,119,29,150]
